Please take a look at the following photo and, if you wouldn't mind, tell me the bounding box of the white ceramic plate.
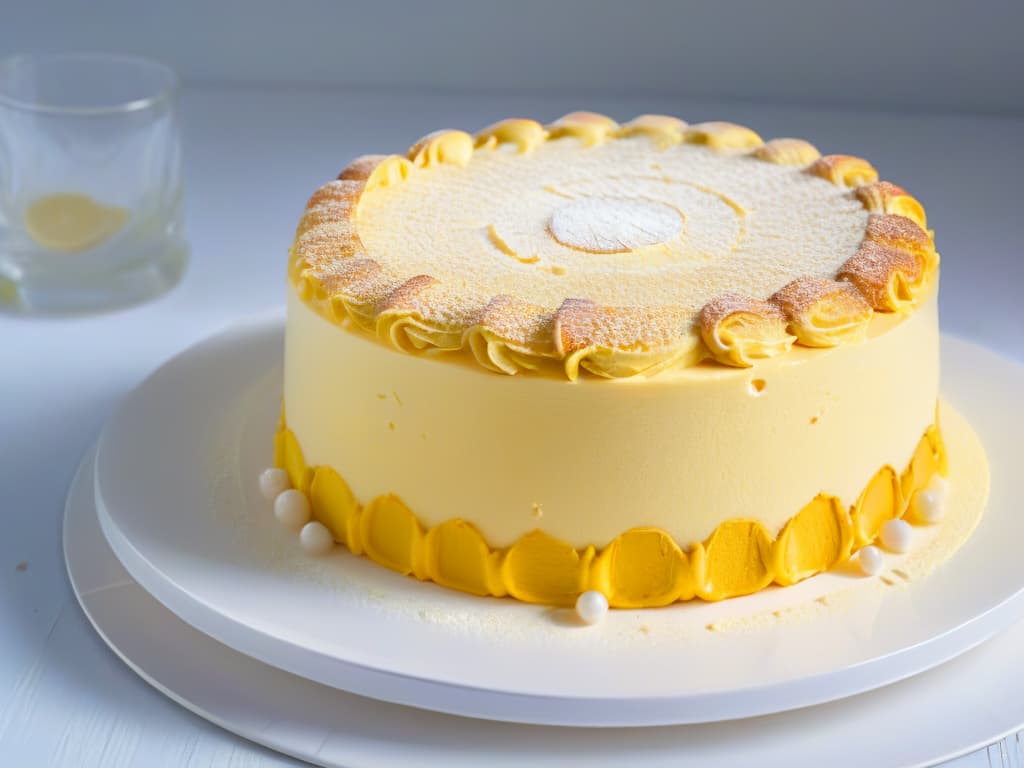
[92,313,1024,727]
[69,445,1024,768]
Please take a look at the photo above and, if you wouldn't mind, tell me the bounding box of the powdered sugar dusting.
[355,138,869,311]
[548,197,682,253]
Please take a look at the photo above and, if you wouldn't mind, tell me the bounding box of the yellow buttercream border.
[275,414,946,608]
[290,113,941,380]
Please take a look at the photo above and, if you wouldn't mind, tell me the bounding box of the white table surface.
[2,86,1022,767]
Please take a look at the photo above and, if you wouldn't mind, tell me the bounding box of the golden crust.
[338,155,387,182]
[838,241,924,314]
[808,154,879,187]
[771,277,873,347]
[291,180,365,293]
[376,274,439,315]
[856,181,927,229]
[464,295,555,374]
[864,213,934,259]
[470,294,552,350]
[698,295,795,367]
[322,258,394,328]
[554,299,700,379]
[291,112,937,379]
[295,180,362,242]
[376,275,478,353]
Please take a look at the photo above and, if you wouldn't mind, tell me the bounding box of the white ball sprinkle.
[575,590,609,625]
[858,545,884,576]
[880,518,913,554]
[258,468,291,500]
[299,521,335,556]
[274,489,311,528]
[911,488,945,524]
[928,474,951,496]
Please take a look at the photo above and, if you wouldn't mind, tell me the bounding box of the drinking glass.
[0,53,187,313]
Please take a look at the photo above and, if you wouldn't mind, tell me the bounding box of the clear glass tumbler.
[0,53,187,313]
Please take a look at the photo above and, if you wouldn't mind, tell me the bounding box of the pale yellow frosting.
[284,282,939,550]
[276,362,946,606]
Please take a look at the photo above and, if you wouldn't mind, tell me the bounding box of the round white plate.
[68,445,1024,768]
[93,313,1024,727]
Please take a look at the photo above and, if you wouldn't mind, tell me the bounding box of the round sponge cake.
[278,113,944,607]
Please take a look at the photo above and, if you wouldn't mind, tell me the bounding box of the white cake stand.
[85,314,1024,729]
[62,313,1024,763]
[68,444,1024,767]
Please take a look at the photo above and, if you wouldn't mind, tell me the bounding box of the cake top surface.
[291,113,938,379]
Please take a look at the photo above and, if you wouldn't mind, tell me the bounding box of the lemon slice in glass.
[24,193,129,252]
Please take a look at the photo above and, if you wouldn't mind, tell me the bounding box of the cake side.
[278,279,943,606]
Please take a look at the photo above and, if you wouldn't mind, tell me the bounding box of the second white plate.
[68,445,1024,768]
[93,314,1024,726]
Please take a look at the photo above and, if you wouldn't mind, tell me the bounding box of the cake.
[271,113,948,610]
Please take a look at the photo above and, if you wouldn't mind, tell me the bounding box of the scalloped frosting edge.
[274,410,946,608]
[290,112,940,380]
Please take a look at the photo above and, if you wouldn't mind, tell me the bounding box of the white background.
[2,2,1023,765]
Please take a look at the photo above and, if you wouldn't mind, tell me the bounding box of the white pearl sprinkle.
[299,521,335,556]
[880,518,913,554]
[858,545,884,576]
[928,474,951,496]
[911,488,945,524]
[575,590,609,625]
[274,489,311,529]
[258,468,291,500]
